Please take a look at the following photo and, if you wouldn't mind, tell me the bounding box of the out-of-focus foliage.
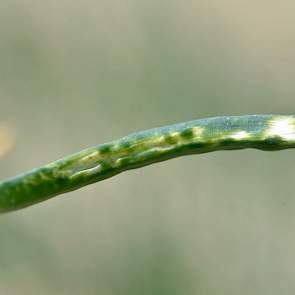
[1,1,295,294]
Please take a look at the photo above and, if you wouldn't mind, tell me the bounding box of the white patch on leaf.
[191,126,204,137]
[230,131,250,140]
[267,117,295,141]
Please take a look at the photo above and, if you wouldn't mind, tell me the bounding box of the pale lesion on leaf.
[265,116,295,141]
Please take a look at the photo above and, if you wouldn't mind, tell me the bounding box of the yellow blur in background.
[0,123,15,159]
[1,1,295,294]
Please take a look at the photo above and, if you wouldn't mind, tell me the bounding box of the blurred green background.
[1,1,295,294]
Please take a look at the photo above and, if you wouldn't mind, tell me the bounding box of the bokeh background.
[1,1,295,294]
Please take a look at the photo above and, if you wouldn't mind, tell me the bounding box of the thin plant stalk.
[1,114,295,213]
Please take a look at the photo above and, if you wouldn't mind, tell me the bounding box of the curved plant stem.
[1,114,295,213]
